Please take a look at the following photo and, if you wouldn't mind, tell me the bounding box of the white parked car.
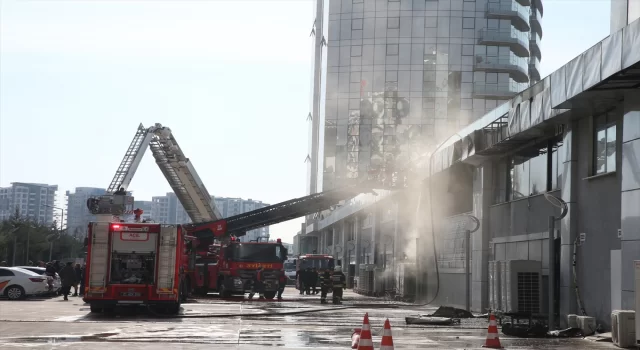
[16,266,62,295]
[0,267,50,300]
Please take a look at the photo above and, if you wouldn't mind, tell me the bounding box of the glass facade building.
[306,0,544,192]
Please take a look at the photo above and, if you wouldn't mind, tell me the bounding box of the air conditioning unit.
[503,260,542,313]
[489,261,502,311]
[611,310,635,348]
[577,316,596,336]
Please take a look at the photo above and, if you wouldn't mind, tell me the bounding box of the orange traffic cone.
[380,318,394,350]
[483,312,504,349]
[357,313,374,350]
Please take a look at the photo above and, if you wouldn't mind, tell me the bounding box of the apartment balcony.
[486,1,530,32]
[530,32,541,60]
[473,82,526,100]
[532,0,543,16]
[530,6,543,38]
[515,0,530,6]
[474,54,530,83]
[478,28,530,57]
[529,56,541,81]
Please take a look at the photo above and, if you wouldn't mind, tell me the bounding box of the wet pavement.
[0,290,620,349]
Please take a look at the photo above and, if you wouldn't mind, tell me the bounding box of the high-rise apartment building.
[0,183,58,225]
[306,0,542,192]
[133,200,154,222]
[214,197,270,242]
[149,194,270,242]
[65,187,106,237]
[151,193,191,225]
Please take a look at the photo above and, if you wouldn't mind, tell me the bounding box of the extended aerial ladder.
[186,182,377,240]
[89,123,222,223]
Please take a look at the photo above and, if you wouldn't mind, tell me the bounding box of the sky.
[0,0,612,243]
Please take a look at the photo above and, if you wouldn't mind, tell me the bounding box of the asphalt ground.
[0,289,620,349]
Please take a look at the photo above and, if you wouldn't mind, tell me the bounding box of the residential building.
[296,17,640,331]
[151,193,191,224]
[149,194,270,242]
[65,187,106,238]
[214,197,270,242]
[133,200,154,222]
[0,183,58,226]
[306,0,543,194]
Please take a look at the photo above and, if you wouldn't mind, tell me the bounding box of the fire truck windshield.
[231,243,285,263]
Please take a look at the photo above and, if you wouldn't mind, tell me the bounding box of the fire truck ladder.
[189,183,374,239]
[106,124,155,194]
[148,127,222,223]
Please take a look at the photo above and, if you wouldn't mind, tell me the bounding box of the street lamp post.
[44,205,64,261]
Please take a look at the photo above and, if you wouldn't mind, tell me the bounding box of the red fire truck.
[186,236,287,299]
[295,254,335,291]
[83,220,188,314]
[83,123,375,312]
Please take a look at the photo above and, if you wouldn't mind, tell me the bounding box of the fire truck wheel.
[262,291,276,300]
[89,305,103,313]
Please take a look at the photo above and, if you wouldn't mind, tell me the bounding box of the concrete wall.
[573,116,622,326]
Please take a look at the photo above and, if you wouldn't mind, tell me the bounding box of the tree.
[0,208,84,266]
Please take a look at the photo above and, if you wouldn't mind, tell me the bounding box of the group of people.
[247,266,288,301]
[298,265,346,304]
[40,260,85,301]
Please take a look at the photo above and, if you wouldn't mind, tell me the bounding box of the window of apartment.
[386,44,399,56]
[387,17,400,29]
[352,19,363,30]
[351,45,362,57]
[593,113,617,175]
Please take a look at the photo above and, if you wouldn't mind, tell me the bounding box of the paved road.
[0,289,618,349]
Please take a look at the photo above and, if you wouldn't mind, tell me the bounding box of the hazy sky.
[0,0,611,243]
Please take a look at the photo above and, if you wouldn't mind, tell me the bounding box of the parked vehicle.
[284,259,296,285]
[0,267,49,300]
[16,266,62,295]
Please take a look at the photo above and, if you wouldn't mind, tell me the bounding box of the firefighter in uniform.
[330,266,346,304]
[248,266,265,300]
[319,268,331,304]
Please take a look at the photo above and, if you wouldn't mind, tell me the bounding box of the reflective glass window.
[528,152,547,195]
[388,17,400,29]
[593,113,617,175]
[510,156,529,200]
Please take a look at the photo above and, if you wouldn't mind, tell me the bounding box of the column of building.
[471,165,492,312]
[559,121,579,324]
[621,91,640,309]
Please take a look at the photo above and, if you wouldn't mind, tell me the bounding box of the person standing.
[319,269,331,304]
[277,272,287,301]
[79,264,86,297]
[330,266,346,305]
[248,266,265,300]
[73,264,82,296]
[310,268,318,295]
[59,262,77,301]
[296,268,305,295]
